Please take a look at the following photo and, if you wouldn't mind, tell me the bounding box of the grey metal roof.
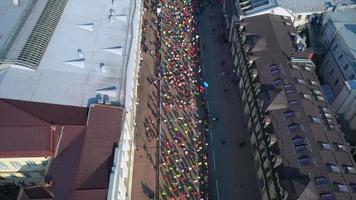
[276,0,331,13]
[326,8,356,62]
[0,0,133,107]
[242,0,356,16]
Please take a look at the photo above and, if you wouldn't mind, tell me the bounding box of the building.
[231,0,356,27]
[0,0,143,199]
[332,80,356,130]
[231,14,356,199]
[0,98,124,200]
[318,8,356,131]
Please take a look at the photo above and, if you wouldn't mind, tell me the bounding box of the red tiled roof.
[6,100,125,200]
[17,104,124,200]
[0,126,54,158]
[74,105,124,190]
[0,98,88,126]
[0,98,88,158]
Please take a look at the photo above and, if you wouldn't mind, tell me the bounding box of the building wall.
[0,157,50,186]
[107,0,143,199]
[321,20,356,98]
[332,82,356,130]
[321,51,346,97]
[242,6,315,27]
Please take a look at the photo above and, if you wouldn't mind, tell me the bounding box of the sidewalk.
[131,1,160,199]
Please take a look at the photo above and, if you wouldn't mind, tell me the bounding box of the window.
[296,15,302,20]
[288,123,301,132]
[294,145,308,153]
[292,137,309,153]
[320,193,334,200]
[338,54,343,60]
[315,177,329,185]
[320,142,332,150]
[350,184,356,193]
[310,116,321,123]
[296,78,306,85]
[269,64,280,75]
[304,66,312,71]
[327,164,341,173]
[302,93,312,100]
[289,100,299,106]
[333,44,338,51]
[343,63,349,70]
[335,144,346,151]
[324,113,332,119]
[0,162,8,169]
[292,136,306,146]
[313,90,322,95]
[334,79,339,86]
[343,165,356,174]
[273,79,284,87]
[291,64,300,70]
[298,156,314,166]
[335,183,348,192]
[286,88,295,95]
[350,74,355,80]
[10,161,22,168]
[308,80,319,86]
[284,111,295,119]
[284,84,295,94]
[316,95,325,101]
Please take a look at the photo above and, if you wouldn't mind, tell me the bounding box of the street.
[198,1,260,200]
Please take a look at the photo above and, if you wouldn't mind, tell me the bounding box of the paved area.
[131,1,160,199]
[157,0,208,199]
[198,2,261,200]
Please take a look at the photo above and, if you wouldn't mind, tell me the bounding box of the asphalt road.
[198,2,261,200]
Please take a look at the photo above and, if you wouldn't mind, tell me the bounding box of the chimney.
[12,0,19,6]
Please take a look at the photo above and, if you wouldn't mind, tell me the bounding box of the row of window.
[0,161,38,169]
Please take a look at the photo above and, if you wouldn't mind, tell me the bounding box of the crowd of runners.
[142,0,209,199]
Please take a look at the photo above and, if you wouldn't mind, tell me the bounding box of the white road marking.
[209,129,213,143]
[216,179,220,200]
[212,149,216,170]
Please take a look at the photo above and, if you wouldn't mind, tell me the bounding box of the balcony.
[263,115,271,128]
[267,134,277,147]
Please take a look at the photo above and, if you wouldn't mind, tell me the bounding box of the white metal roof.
[0,0,133,107]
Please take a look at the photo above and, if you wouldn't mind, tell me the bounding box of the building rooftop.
[242,0,356,16]
[325,8,356,67]
[0,98,124,199]
[0,0,132,107]
[242,14,356,199]
[0,98,87,158]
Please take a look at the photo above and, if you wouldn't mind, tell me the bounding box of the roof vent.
[104,46,123,55]
[76,23,94,32]
[99,62,106,72]
[12,0,19,6]
[110,9,115,15]
[77,49,83,58]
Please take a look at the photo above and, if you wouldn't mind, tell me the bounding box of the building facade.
[318,8,356,131]
[234,0,356,27]
[231,14,356,199]
[332,80,356,130]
